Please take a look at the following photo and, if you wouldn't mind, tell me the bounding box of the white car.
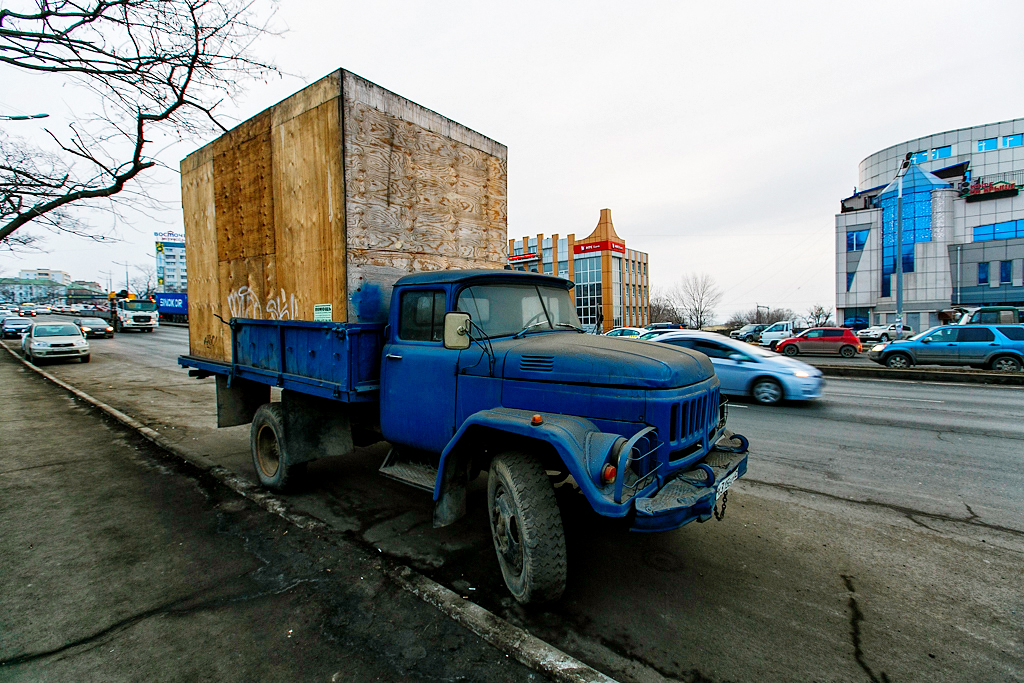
[856,324,914,343]
[603,326,647,338]
[21,322,91,364]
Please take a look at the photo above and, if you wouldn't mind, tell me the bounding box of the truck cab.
[113,297,159,332]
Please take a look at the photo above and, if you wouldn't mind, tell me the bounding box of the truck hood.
[500,333,714,388]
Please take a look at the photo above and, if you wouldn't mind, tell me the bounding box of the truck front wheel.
[250,403,304,491]
[487,451,567,604]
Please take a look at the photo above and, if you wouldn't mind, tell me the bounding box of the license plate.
[716,470,738,499]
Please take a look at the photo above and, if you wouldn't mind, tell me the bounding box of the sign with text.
[155,293,188,314]
[573,240,625,255]
[313,303,333,322]
[508,252,538,262]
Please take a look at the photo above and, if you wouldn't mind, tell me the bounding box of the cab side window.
[398,290,445,342]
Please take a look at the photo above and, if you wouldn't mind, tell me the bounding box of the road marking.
[829,393,943,403]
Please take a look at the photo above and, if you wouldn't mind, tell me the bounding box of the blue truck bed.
[179,319,384,403]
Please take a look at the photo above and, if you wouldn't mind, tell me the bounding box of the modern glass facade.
[573,256,602,329]
[876,166,949,297]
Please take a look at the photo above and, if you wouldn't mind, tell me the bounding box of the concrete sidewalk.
[0,351,537,682]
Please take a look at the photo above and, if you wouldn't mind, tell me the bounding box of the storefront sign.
[963,180,1019,202]
[573,240,625,255]
[508,252,539,262]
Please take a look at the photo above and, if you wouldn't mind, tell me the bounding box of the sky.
[4,1,1024,321]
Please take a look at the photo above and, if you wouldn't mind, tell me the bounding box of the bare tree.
[671,273,723,329]
[807,304,834,327]
[726,306,797,328]
[648,287,680,324]
[130,262,156,298]
[0,0,278,247]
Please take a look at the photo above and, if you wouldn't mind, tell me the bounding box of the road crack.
[841,575,890,683]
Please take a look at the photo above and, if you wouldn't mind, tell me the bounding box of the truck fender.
[431,407,629,527]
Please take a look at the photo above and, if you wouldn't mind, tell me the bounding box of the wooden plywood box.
[181,70,508,361]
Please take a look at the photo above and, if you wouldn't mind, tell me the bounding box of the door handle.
[386,353,403,360]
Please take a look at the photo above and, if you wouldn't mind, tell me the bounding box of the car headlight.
[81,326,92,332]
[30,341,47,348]
[73,339,87,346]
[871,344,885,352]
[792,370,811,378]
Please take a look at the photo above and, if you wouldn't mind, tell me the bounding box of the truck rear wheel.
[487,451,567,604]
[250,403,304,491]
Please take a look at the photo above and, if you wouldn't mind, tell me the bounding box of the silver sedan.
[647,330,824,405]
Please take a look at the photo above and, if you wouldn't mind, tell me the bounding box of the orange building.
[508,209,649,332]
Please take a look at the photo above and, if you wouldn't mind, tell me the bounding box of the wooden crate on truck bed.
[181,69,508,362]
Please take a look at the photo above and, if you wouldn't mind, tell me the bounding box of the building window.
[978,262,989,286]
[931,145,952,160]
[846,272,855,291]
[573,256,602,331]
[1004,134,1022,148]
[611,256,623,328]
[557,238,568,261]
[846,229,868,251]
[543,262,552,275]
[911,151,928,164]
[1001,260,1012,285]
[978,138,998,152]
[973,221,1023,242]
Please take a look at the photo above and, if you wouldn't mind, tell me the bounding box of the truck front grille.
[668,387,719,447]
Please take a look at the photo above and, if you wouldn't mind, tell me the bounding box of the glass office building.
[509,209,649,333]
[836,119,1024,329]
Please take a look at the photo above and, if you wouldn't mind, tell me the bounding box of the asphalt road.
[5,320,1022,682]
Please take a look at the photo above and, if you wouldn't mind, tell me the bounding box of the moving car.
[730,324,768,342]
[649,330,824,405]
[2,316,32,339]
[603,326,646,338]
[73,317,114,339]
[869,325,1024,371]
[18,304,36,317]
[21,323,91,364]
[856,323,914,342]
[776,327,862,357]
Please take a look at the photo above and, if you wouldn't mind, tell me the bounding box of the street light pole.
[112,261,130,293]
[892,153,912,331]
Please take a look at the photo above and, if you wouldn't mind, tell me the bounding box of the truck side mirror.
[443,311,472,350]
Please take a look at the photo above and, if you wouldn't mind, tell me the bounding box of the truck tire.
[250,403,304,491]
[487,451,567,604]
[768,341,778,351]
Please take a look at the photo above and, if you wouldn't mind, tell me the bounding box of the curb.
[812,363,1024,385]
[0,344,617,683]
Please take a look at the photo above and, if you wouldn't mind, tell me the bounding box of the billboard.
[155,292,188,315]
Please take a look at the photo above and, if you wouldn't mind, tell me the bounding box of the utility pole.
[756,304,770,323]
[112,261,130,294]
[893,153,913,334]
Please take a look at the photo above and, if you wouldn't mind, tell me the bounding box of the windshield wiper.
[556,323,586,333]
[513,321,549,339]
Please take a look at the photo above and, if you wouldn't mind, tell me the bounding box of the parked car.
[730,324,768,343]
[21,322,91,364]
[637,329,683,341]
[73,317,114,339]
[34,304,52,314]
[648,330,824,405]
[869,325,1024,371]
[603,326,646,338]
[2,316,32,339]
[776,327,862,358]
[856,323,914,343]
[645,322,686,330]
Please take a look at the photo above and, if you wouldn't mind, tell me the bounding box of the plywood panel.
[271,97,346,322]
[213,115,274,264]
[181,157,228,360]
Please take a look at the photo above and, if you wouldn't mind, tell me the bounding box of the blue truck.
[156,292,188,324]
[180,269,749,603]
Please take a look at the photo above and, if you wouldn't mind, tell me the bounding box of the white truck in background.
[758,318,812,351]
[112,297,159,333]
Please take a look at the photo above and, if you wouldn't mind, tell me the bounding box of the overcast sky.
[4,1,1024,321]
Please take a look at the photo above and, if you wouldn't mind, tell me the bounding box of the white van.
[759,319,811,351]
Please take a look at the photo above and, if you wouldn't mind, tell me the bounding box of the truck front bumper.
[631,444,748,533]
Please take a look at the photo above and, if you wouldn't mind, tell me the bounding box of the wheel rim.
[255,424,280,477]
[880,335,889,342]
[994,358,1020,372]
[784,346,798,356]
[753,380,781,404]
[888,355,908,369]
[841,346,855,358]
[491,483,524,577]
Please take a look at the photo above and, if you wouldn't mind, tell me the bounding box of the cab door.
[379,288,459,454]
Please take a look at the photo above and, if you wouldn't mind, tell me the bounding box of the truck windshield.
[123,301,158,311]
[457,283,581,338]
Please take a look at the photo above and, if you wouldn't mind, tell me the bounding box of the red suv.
[776,327,862,358]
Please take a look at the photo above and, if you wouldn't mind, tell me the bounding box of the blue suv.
[868,325,1024,372]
